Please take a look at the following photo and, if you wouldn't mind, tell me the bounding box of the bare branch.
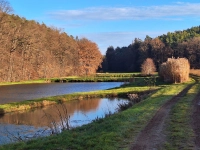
[0,0,13,14]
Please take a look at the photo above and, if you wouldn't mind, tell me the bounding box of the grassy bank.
[51,76,133,82]
[0,73,140,85]
[0,79,47,86]
[51,73,142,82]
[0,76,158,115]
[0,71,195,85]
[0,82,193,150]
[164,76,200,149]
[0,84,152,115]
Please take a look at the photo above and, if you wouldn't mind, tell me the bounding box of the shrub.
[159,58,190,83]
[141,58,156,75]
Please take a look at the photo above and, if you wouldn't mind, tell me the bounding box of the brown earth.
[130,83,195,150]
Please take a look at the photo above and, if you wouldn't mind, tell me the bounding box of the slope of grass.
[0,79,47,86]
[0,82,192,150]
[164,78,200,149]
[0,73,140,85]
[0,83,152,114]
[51,73,139,82]
[0,76,158,114]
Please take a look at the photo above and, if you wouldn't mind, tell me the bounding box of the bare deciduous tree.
[141,58,156,75]
[0,0,13,14]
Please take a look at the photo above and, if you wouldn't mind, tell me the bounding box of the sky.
[8,0,200,55]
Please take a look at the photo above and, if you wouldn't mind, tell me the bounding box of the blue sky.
[8,0,200,54]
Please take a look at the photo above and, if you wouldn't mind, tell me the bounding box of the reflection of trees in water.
[0,98,101,127]
[78,98,100,113]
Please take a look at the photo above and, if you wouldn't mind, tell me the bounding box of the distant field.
[95,72,140,77]
[0,79,46,86]
[190,69,200,76]
[51,73,136,82]
[51,72,158,82]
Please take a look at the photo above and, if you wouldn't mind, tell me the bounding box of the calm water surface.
[0,97,128,145]
[0,82,122,104]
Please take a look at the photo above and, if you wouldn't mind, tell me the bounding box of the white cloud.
[48,2,200,21]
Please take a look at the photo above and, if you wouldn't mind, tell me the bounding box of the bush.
[141,58,156,75]
[159,58,190,83]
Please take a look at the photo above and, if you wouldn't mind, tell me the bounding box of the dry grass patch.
[190,69,200,76]
[159,58,190,83]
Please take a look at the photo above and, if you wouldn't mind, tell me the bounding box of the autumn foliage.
[159,58,190,83]
[0,4,102,82]
[141,58,156,75]
[77,38,102,75]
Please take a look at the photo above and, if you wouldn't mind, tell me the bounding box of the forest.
[101,27,200,72]
[1,0,200,82]
[0,1,102,82]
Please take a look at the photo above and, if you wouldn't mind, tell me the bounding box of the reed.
[159,58,190,83]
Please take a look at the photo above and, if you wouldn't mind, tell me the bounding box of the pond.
[0,97,129,145]
[0,82,123,104]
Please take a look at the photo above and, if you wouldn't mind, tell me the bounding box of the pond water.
[0,82,122,104]
[0,97,129,145]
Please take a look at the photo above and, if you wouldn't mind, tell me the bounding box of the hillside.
[0,12,102,82]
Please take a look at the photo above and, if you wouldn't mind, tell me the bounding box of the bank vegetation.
[0,77,195,150]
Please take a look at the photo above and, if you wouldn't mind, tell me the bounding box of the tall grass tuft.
[159,58,190,83]
[42,103,70,134]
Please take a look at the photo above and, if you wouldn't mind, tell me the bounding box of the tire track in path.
[192,84,200,150]
[130,83,195,150]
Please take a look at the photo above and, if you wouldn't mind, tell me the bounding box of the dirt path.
[130,83,195,150]
[192,86,200,150]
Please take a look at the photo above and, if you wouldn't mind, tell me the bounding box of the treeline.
[0,1,102,82]
[101,26,200,72]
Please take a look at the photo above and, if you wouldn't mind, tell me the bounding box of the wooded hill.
[101,26,200,72]
[0,2,102,82]
[1,0,200,82]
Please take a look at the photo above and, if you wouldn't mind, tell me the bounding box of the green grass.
[0,75,160,114]
[0,81,153,114]
[51,76,134,82]
[96,72,141,77]
[164,81,200,150]
[0,79,47,86]
[0,82,192,150]
[0,73,158,86]
[0,73,142,85]
[51,72,152,82]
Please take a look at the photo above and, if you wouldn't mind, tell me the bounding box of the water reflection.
[0,82,122,104]
[0,97,128,145]
[0,97,128,128]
